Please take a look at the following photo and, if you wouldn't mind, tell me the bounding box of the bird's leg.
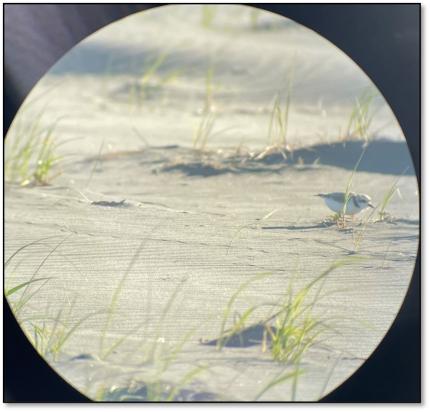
[336,213,346,229]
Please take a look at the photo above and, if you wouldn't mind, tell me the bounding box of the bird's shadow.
[262,221,336,231]
[200,323,276,348]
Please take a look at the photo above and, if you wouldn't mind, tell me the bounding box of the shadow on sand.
[288,139,414,175]
[86,139,415,178]
[262,222,336,231]
[201,323,275,348]
[157,139,414,177]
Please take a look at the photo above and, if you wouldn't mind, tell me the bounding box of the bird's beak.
[368,203,375,209]
[315,193,324,197]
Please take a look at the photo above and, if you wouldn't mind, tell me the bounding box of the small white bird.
[316,192,375,216]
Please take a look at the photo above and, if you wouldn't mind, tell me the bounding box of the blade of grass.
[341,146,367,217]
[14,235,72,312]
[217,272,272,350]
[147,278,187,362]
[5,277,53,297]
[5,235,63,268]
[254,368,303,401]
[99,220,168,358]
[166,365,208,401]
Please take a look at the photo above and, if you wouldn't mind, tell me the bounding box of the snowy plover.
[316,192,375,216]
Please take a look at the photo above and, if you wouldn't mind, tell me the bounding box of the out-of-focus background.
[4,4,420,171]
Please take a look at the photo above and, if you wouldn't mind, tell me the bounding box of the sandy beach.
[5,5,419,401]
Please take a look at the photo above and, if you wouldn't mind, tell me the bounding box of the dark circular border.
[3,3,420,403]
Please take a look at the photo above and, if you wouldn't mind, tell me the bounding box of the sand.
[4,5,419,401]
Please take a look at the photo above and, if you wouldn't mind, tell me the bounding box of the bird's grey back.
[321,192,354,202]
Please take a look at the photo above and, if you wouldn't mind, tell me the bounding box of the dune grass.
[269,66,294,149]
[91,221,212,401]
[216,272,272,351]
[28,301,102,361]
[254,366,303,401]
[345,89,377,142]
[325,147,367,228]
[267,90,291,149]
[193,111,217,152]
[5,236,103,360]
[348,179,402,252]
[193,60,217,151]
[139,52,168,97]
[98,220,176,360]
[93,273,208,401]
[216,259,358,362]
[262,261,344,363]
[350,170,408,252]
[201,5,217,29]
[5,227,371,401]
[226,208,280,255]
[249,8,261,30]
[6,235,70,316]
[98,239,145,359]
[351,210,376,253]
[5,110,64,186]
[211,258,362,400]
[340,147,367,220]
[5,231,207,401]
[254,67,294,161]
[125,51,181,112]
[192,60,238,153]
[377,167,408,221]
[378,185,399,221]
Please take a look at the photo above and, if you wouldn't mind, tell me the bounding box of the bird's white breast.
[324,197,363,215]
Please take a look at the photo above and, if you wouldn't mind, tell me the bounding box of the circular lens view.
[5,5,419,402]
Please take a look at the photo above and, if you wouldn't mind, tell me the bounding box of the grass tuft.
[328,147,366,228]
[216,272,272,351]
[262,259,358,362]
[193,60,217,151]
[126,51,181,111]
[254,367,303,401]
[216,258,360,362]
[5,236,103,360]
[6,230,207,402]
[345,89,377,142]
[377,167,408,221]
[249,8,261,30]
[201,5,217,29]
[5,111,64,186]
[253,66,294,161]
[268,91,291,149]
[211,258,362,400]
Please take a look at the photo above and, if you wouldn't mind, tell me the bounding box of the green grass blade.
[254,368,303,401]
[5,277,53,297]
